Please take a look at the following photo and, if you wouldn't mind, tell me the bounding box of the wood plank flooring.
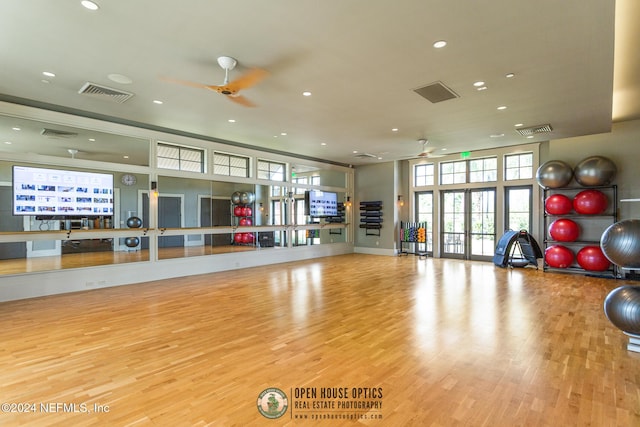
[0,254,638,426]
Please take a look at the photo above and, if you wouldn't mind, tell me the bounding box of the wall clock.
[121,174,137,186]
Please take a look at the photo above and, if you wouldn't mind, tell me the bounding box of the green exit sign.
[460,151,471,159]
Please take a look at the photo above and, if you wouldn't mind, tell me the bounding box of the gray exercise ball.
[536,160,573,188]
[126,216,142,228]
[574,156,617,186]
[600,219,640,269]
[604,286,640,335]
[240,191,255,205]
[231,191,242,205]
[124,236,140,248]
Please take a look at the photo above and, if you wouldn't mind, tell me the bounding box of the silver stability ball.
[126,216,143,228]
[604,286,640,335]
[600,219,640,268]
[231,191,242,205]
[124,236,140,248]
[574,156,617,186]
[240,191,255,204]
[536,160,573,188]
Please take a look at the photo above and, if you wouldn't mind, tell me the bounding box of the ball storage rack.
[399,221,428,259]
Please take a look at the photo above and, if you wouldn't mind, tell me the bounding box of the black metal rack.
[542,185,618,277]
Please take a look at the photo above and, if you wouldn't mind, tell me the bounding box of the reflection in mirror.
[0,159,152,274]
[291,163,347,188]
[0,115,150,166]
[0,236,149,275]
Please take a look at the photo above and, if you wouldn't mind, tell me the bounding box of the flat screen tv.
[304,190,338,217]
[12,165,114,218]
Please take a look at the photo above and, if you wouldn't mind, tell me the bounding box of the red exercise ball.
[545,194,573,215]
[548,218,580,242]
[239,218,252,226]
[241,233,253,243]
[545,245,574,268]
[233,206,244,217]
[233,233,244,243]
[242,206,253,217]
[573,189,608,215]
[576,246,611,271]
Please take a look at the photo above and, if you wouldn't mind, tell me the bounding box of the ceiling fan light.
[81,1,99,10]
[217,56,237,71]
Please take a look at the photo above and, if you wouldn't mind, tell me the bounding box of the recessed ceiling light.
[280,132,287,136]
[515,123,523,127]
[321,142,327,146]
[353,150,358,154]
[477,86,488,91]
[490,133,505,138]
[4,141,12,145]
[108,73,133,84]
[302,91,312,96]
[526,135,534,139]
[123,155,129,159]
[42,71,56,78]
[391,128,398,132]
[377,157,383,160]
[81,1,99,10]
[433,40,447,48]
[506,73,515,78]
[153,100,163,105]
[473,81,485,87]
[497,106,507,110]
[228,119,236,123]
[12,127,20,131]
[88,138,96,142]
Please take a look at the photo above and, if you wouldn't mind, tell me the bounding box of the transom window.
[440,161,467,185]
[414,164,435,186]
[213,152,249,177]
[157,142,204,172]
[257,159,286,181]
[469,157,497,182]
[504,153,534,180]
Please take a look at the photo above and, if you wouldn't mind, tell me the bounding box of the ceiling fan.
[415,139,444,159]
[162,56,267,107]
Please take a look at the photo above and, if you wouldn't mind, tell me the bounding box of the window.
[440,161,466,185]
[157,142,204,172]
[504,153,533,180]
[292,175,320,194]
[414,164,435,186]
[213,152,249,177]
[257,160,286,181]
[469,157,497,182]
[505,186,532,231]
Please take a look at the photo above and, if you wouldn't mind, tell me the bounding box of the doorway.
[440,188,496,261]
[201,197,231,246]
[142,194,184,249]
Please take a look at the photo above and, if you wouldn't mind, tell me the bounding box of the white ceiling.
[1,0,638,167]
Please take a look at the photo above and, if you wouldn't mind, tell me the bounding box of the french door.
[440,188,496,261]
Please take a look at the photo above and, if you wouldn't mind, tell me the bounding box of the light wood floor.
[0,254,638,426]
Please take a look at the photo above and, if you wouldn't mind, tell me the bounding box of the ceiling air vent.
[354,153,378,159]
[516,124,553,136]
[41,128,78,138]
[413,81,459,103]
[78,82,134,103]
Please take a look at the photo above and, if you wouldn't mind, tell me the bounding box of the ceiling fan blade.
[226,67,268,92]
[227,94,257,107]
[160,76,219,91]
